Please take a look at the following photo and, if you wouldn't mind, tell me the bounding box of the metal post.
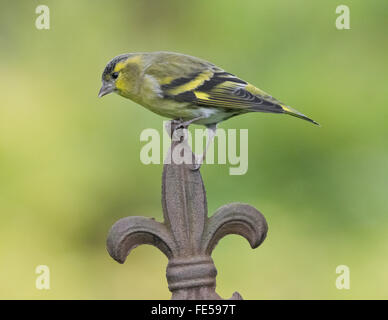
[106,123,268,300]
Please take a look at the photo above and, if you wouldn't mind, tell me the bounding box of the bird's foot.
[190,154,203,171]
[165,119,184,138]
[166,117,204,139]
[170,118,184,128]
[172,117,204,130]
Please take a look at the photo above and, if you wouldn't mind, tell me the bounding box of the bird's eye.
[112,72,119,80]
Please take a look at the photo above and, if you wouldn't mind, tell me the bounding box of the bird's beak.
[98,83,115,97]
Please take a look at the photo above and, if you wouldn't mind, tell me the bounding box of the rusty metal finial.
[106,123,268,300]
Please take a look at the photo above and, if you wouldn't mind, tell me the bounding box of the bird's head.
[98,53,142,99]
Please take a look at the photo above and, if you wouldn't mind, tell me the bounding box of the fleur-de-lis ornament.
[107,123,268,300]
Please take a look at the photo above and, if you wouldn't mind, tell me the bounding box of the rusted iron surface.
[107,123,268,300]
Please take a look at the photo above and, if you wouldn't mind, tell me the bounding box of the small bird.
[99,51,319,167]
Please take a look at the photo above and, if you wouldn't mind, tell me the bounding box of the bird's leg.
[176,116,205,129]
[166,118,184,138]
[167,116,206,144]
[191,124,217,171]
[167,117,214,170]
[170,118,184,127]
[166,117,203,137]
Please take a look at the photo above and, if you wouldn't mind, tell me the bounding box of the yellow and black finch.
[99,51,319,166]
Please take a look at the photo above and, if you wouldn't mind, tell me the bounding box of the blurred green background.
[0,0,387,299]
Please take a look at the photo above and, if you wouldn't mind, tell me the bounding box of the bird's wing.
[144,53,318,124]
[164,70,285,113]
[145,54,285,113]
[189,75,285,114]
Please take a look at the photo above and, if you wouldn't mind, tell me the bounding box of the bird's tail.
[281,105,320,126]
